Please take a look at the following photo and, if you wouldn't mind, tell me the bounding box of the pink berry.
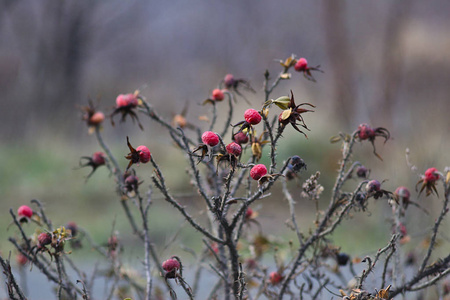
[245,208,253,219]
[17,205,33,218]
[136,146,151,163]
[366,180,381,193]
[244,109,262,125]
[38,232,52,248]
[424,168,440,182]
[224,74,235,88]
[16,254,28,266]
[233,132,249,145]
[116,94,128,107]
[394,186,410,201]
[92,152,106,166]
[202,131,219,147]
[358,124,375,140]
[116,93,138,108]
[212,89,225,101]
[226,142,242,157]
[269,271,283,285]
[89,112,105,125]
[124,93,138,107]
[162,258,180,272]
[250,164,267,180]
[294,58,308,72]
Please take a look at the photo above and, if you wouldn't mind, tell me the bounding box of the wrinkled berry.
[38,232,52,248]
[226,142,242,157]
[136,146,151,163]
[250,164,267,180]
[233,132,249,145]
[244,109,262,125]
[201,131,219,147]
[17,205,33,219]
[366,180,381,193]
[294,58,308,72]
[212,89,225,101]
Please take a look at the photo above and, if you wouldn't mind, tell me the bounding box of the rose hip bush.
[1,54,449,300]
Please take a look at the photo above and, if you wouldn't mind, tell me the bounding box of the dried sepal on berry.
[222,73,255,104]
[124,136,151,171]
[231,109,262,138]
[277,91,315,137]
[110,90,144,130]
[416,167,441,197]
[365,179,394,201]
[123,169,143,197]
[355,123,390,160]
[293,57,324,82]
[78,151,107,181]
[80,100,105,134]
[192,131,220,164]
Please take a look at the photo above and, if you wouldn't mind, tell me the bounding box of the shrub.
[1,54,449,300]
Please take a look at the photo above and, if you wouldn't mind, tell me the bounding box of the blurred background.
[1,0,449,297]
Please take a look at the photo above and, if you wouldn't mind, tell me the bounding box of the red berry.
[16,254,28,266]
[92,152,106,166]
[233,132,249,145]
[89,112,105,125]
[424,168,440,182]
[269,271,283,285]
[202,131,219,147]
[358,124,375,140]
[250,164,267,180]
[136,146,151,163]
[162,258,180,272]
[116,93,138,108]
[17,205,33,218]
[294,58,308,72]
[244,109,262,125]
[245,208,253,219]
[38,232,52,248]
[212,89,225,101]
[366,180,381,193]
[226,142,242,156]
[224,74,235,88]
[394,186,410,201]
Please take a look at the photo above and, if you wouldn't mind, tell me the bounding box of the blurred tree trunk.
[321,0,356,128]
[376,0,412,126]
